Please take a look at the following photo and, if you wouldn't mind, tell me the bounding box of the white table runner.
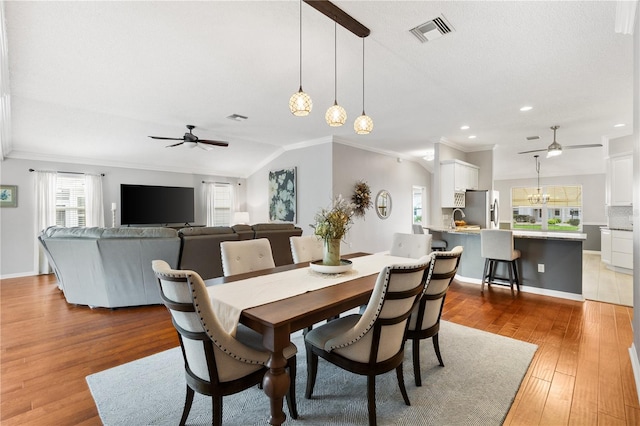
[207,253,422,335]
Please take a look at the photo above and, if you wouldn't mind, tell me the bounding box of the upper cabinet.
[609,154,633,206]
[440,160,479,207]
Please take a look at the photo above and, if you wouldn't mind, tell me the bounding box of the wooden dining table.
[205,253,380,425]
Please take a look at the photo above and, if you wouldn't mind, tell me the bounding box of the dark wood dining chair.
[406,246,463,386]
[304,260,430,426]
[152,260,298,426]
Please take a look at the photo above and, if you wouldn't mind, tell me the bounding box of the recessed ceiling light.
[460,125,470,130]
[519,106,533,112]
[614,123,626,128]
[468,135,477,139]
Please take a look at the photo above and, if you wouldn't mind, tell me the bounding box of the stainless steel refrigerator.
[464,190,500,229]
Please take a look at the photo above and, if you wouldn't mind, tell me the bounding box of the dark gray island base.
[429,228,586,299]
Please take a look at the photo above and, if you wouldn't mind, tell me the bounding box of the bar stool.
[480,229,520,291]
[411,224,447,251]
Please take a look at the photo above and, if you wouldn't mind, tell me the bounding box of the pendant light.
[528,155,550,204]
[325,20,346,126]
[354,37,373,134]
[289,0,312,116]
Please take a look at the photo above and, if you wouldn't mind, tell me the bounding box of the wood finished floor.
[1,273,639,425]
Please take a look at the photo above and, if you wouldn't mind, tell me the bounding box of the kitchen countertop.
[427,226,587,241]
[600,226,633,232]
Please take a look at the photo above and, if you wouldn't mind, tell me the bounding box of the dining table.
[204,252,421,425]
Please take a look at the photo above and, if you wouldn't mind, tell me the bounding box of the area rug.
[86,321,537,425]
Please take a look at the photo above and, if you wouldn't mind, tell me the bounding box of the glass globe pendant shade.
[325,102,347,126]
[354,113,373,134]
[289,87,312,116]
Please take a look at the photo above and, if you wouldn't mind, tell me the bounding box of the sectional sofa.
[39,223,303,308]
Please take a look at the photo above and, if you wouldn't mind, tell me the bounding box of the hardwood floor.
[1,273,639,425]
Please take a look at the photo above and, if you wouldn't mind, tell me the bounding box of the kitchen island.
[428,227,586,299]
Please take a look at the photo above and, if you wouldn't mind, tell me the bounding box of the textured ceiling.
[3,1,634,179]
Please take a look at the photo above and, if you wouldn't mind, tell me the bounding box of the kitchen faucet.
[451,208,466,229]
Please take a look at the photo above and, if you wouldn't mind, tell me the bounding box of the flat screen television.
[120,184,195,226]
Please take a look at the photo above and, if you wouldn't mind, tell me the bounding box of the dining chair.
[220,238,276,277]
[152,260,298,426]
[411,224,447,251]
[480,229,521,291]
[406,246,463,386]
[389,232,432,259]
[289,235,324,263]
[304,260,430,426]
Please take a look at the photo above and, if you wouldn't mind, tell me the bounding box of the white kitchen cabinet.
[440,160,479,208]
[600,228,611,264]
[609,154,633,206]
[611,230,633,269]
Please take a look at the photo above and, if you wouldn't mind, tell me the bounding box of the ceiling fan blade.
[564,144,603,150]
[165,142,184,148]
[518,148,547,154]
[149,136,184,140]
[198,139,229,147]
[197,143,213,151]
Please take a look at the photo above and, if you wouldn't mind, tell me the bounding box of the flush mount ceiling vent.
[410,15,454,43]
[526,136,540,141]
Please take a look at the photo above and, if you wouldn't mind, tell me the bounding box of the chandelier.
[528,155,550,204]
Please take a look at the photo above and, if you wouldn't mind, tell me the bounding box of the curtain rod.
[28,168,105,176]
[202,181,231,185]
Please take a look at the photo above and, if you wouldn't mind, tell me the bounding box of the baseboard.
[629,344,640,405]
[583,249,601,255]
[0,270,39,280]
[454,275,584,302]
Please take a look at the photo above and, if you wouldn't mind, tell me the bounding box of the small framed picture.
[0,185,18,208]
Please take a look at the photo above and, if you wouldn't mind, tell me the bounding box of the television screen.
[120,184,195,225]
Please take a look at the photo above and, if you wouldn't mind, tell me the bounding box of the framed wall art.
[0,185,17,208]
[268,167,296,222]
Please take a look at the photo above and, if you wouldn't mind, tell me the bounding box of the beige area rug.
[86,321,537,425]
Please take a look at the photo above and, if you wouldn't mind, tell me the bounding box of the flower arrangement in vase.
[312,195,355,266]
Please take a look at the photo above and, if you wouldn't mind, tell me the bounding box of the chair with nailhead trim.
[152,260,298,426]
[220,238,276,277]
[304,259,430,426]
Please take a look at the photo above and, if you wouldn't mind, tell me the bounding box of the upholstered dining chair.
[289,235,324,264]
[406,246,463,386]
[390,232,432,259]
[304,260,430,426]
[220,238,276,277]
[152,260,298,426]
[480,229,521,291]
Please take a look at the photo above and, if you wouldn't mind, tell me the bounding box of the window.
[206,183,233,226]
[56,174,86,227]
[412,186,426,224]
[511,185,582,231]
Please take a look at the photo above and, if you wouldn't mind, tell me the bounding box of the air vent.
[410,16,454,43]
[526,136,540,141]
[227,114,248,121]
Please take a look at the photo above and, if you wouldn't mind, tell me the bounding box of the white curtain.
[615,0,638,34]
[84,173,104,227]
[0,0,10,161]
[204,182,215,226]
[35,171,57,273]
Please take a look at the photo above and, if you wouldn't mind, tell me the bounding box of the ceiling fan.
[148,125,229,149]
[518,125,602,157]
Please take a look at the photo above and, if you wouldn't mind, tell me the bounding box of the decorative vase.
[323,238,341,266]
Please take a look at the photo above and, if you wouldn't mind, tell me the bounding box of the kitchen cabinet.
[609,154,633,206]
[600,228,611,264]
[611,230,633,269]
[441,160,479,208]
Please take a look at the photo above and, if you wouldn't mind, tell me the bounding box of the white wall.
[245,141,333,235]
[332,143,431,254]
[0,157,244,277]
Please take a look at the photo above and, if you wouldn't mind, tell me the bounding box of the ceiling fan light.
[184,141,197,149]
[289,88,313,116]
[354,113,373,134]
[326,102,347,126]
[546,141,562,158]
